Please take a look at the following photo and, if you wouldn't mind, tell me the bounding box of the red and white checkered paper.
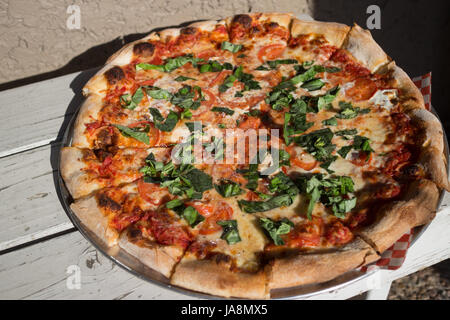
[360,72,431,272]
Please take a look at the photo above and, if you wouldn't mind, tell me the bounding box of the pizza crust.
[170,254,269,299]
[357,179,439,253]
[72,94,104,148]
[60,147,102,199]
[342,24,391,73]
[118,230,184,278]
[268,238,379,289]
[290,18,350,47]
[386,62,426,110]
[407,108,450,191]
[70,196,119,247]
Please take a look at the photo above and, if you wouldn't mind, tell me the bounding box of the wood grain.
[0,69,97,158]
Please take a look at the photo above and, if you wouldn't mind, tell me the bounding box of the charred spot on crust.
[266,22,280,30]
[250,25,262,35]
[128,226,143,240]
[133,42,155,57]
[232,14,252,28]
[97,193,121,212]
[104,66,125,85]
[180,27,197,35]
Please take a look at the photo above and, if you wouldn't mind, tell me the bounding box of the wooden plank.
[1,208,449,300]
[0,143,74,251]
[0,69,97,158]
[0,232,195,300]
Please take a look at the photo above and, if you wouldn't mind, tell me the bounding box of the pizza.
[60,12,449,299]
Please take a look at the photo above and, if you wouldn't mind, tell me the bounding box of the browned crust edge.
[268,238,379,290]
[170,255,269,299]
[357,179,439,253]
[70,196,119,247]
[118,230,184,279]
[342,24,391,73]
[290,18,350,47]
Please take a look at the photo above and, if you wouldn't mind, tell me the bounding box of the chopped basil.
[301,78,325,91]
[322,117,338,126]
[175,75,196,82]
[136,54,203,73]
[182,206,205,227]
[184,121,204,132]
[217,220,241,244]
[335,129,358,137]
[296,174,356,219]
[336,101,371,119]
[120,87,144,110]
[238,194,293,213]
[113,124,149,144]
[219,65,261,93]
[199,60,233,73]
[259,217,293,245]
[221,41,243,53]
[140,156,213,199]
[337,146,353,159]
[149,108,179,132]
[147,87,172,100]
[294,128,336,163]
[211,106,235,115]
[165,199,184,209]
[239,164,260,190]
[183,168,213,193]
[170,85,202,110]
[256,59,298,71]
[268,172,299,200]
[214,180,243,198]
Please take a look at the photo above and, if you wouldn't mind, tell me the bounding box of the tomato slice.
[325,222,353,245]
[286,146,317,171]
[257,44,286,63]
[345,77,378,101]
[238,117,261,130]
[137,179,170,205]
[187,201,233,235]
[197,50,218,60]
[209,70,232,87]
[200,89,217,109]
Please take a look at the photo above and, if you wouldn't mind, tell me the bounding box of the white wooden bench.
[0,70,449,300]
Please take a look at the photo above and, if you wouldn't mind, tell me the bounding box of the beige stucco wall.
[0,0,311,85]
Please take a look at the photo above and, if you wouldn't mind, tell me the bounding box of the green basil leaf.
[217,220,241,244]
[259,217,293,245]
[238,194,293,213]
[175,76,196,82]
[149,109,179,132]
[214,180,243,198]
[301,78,325,91]
[147,88,173,100]
[182,206,205,227]
[183,168,213,193]
[338,146,353,159]
[166,199,184,209]
[322,117,338,126]
[221,41,243,53]
[113,124,149,144]
[211,106,235,115]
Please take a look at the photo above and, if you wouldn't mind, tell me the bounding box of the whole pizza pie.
[60,13,449,299]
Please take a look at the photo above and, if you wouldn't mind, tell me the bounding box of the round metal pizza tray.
[57,99,448,300]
